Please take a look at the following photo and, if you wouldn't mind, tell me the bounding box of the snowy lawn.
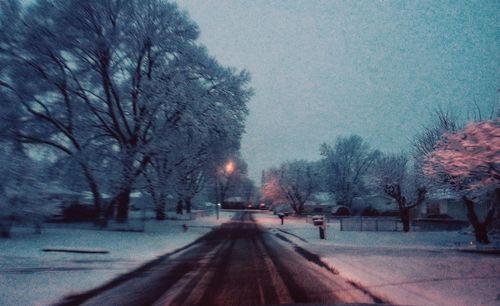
[255,211,500,306]
[0,210,234,306]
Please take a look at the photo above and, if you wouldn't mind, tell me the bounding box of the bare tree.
[0,0,107,213]
[0,0,252,222]
[320,135,380,208]
[266,160,317,215]
[261,170,288,205]
[412,108,460,160]
[371,153,427,232]
[172,146,209,215]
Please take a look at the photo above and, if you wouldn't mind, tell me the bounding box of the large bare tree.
[0,0,251,222]
[320,135,380,208]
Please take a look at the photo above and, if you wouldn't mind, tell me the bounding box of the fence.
[307,216,403,232]
[336,217,403,232]
[307,216,470,232]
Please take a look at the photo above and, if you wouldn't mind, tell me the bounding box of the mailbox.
[312,215,327,239]
[278,213,285,224]
[312,215,324,226]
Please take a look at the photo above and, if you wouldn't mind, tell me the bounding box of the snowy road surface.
[3,211,498,305]
[56,211,380,306]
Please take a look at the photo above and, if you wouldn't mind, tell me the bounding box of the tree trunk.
[176,200,183,214]
[386,184,426,233]
[80,163,103,214]
[463,196,491,244]
[473,223,490,244]
[298,202,304,215]
[185,198,192,214]
[289,200,301,215]
[155,205,166,220]
[155,192,167,220]
[80,164,108,227]
[144,169,167,220]
[114,187,131,222]
[400,207,411,232]
[112,152,149,222]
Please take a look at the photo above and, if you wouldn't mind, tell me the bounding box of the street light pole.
[215,160,235,221]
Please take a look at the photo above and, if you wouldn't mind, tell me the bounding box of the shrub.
[361,206,379,216]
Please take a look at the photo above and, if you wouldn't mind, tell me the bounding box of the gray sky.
[177,0,499,184]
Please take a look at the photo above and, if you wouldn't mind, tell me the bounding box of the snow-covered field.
[0,211,234,306]
[255,212,500,306]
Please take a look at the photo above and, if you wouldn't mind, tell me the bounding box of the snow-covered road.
[2,210,499,306]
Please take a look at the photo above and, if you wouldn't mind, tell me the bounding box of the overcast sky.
[177,0,499,184]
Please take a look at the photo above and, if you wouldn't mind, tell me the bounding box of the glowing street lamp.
[225,161,235,175]
[216,161,236,219]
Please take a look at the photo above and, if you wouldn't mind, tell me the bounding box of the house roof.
[225,196,245,202]
[356,194,393,201]
[304,201,333,206]
[428,188,460,200]
[311,192,336,202]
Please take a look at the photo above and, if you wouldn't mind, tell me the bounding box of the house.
[303,201,335,214]
[351,194,399,216]
[303,192,337,214]
[311,192,336,204]
[418,188,490,220]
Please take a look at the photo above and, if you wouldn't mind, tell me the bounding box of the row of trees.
[0,0,252,225]
[261,110,499,243]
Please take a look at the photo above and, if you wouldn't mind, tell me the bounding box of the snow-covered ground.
[255,212,500,306]
[0,211,234,306]
[3,210,498,306]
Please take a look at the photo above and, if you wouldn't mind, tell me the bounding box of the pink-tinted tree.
[262,160,318,215]
[261,170,288,207]
[424,119,500,243]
